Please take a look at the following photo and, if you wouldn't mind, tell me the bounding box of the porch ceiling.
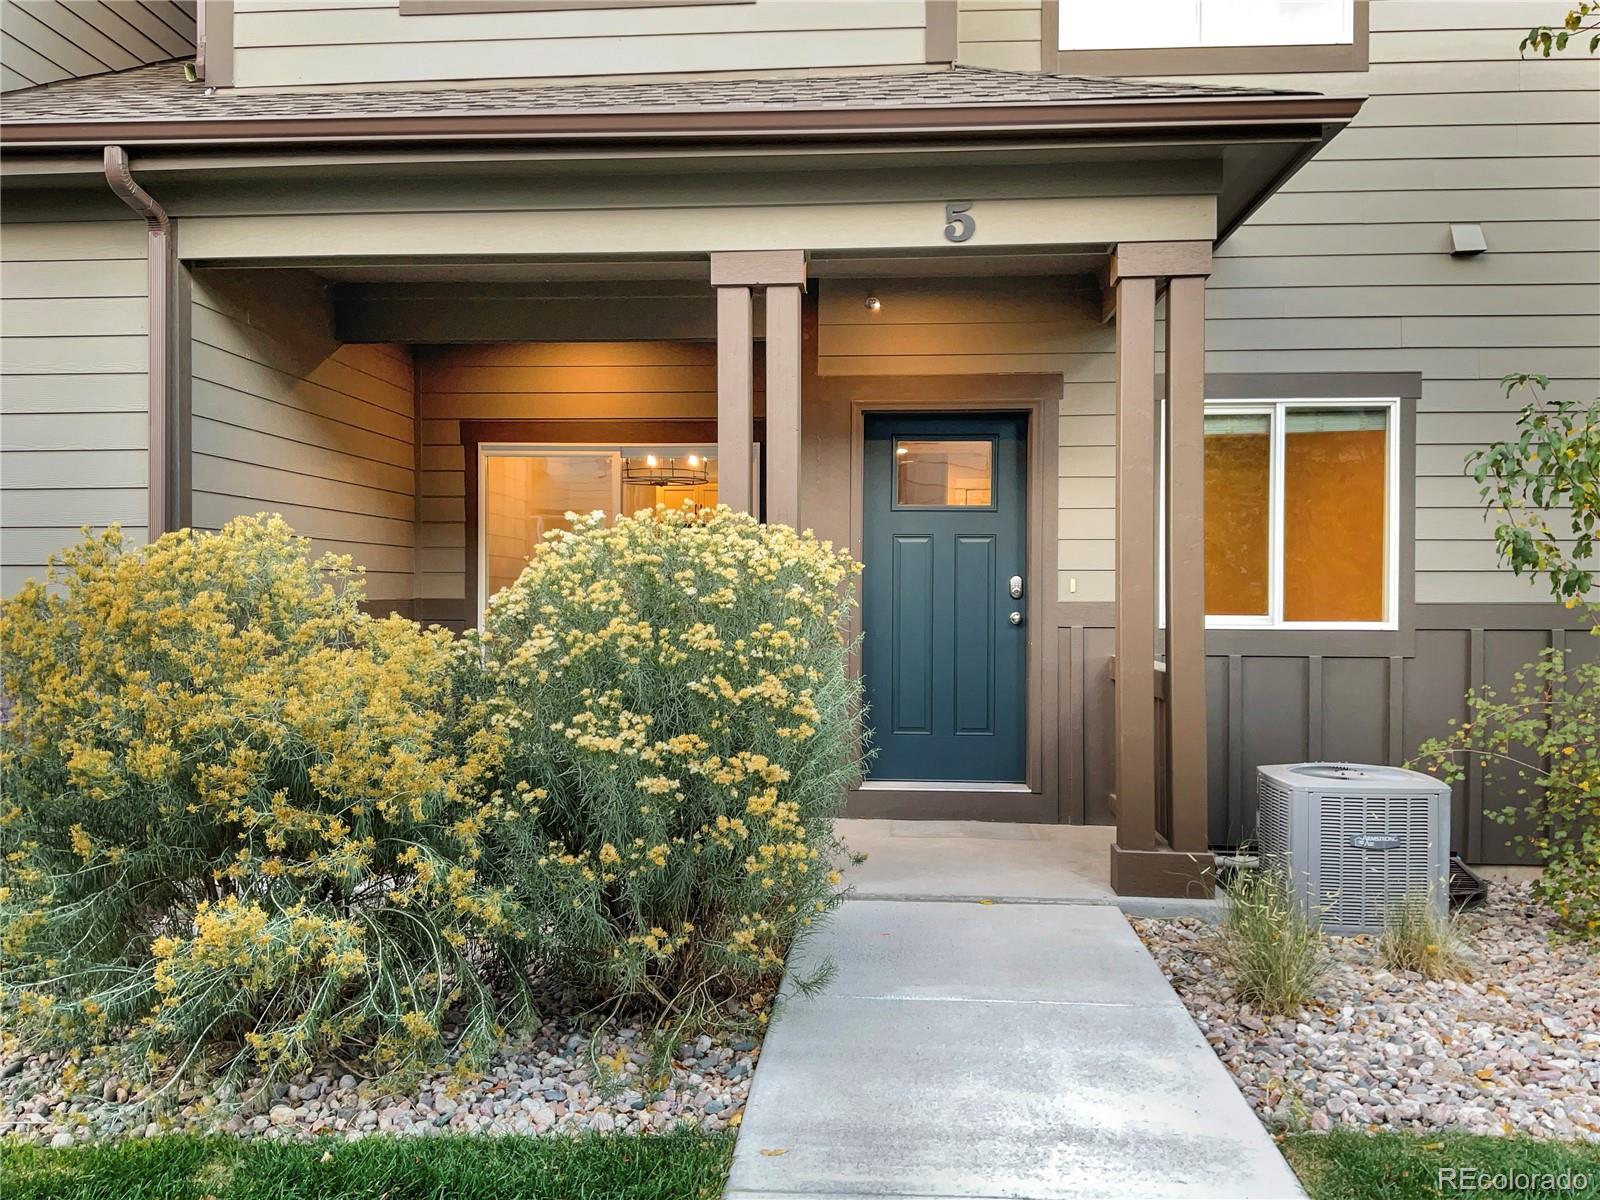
[317,247,1109,344]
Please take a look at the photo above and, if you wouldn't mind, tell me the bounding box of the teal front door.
[862,413,1028,783]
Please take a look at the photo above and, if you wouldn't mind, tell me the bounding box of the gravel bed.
[0,1020,758,1147]
[1133,881,1599,1142]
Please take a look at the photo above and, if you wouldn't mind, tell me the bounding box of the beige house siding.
[1146,0,1600,604]
[956,0,1040,72]
[0,218,149,595]
[229,0,932,89]
[1,0,195,92]
[817,276,1110,603]
[415,342,719,617]
[190,268,416,606]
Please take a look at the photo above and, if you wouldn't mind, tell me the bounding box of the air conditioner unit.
[1255,763,1451,935]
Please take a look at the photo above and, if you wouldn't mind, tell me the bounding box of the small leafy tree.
[1520,3,1600,55]
[1414,377,1599,940]
[1468,374,1598,604]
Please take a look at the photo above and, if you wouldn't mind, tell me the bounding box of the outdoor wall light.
[1449,223,1488,256]
[864,295,882,312]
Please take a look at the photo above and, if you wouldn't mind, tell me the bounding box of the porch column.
[714,283,754,514]
[1163,267,1212,855]
[1107,241,1214,898]
[710,250,807,523]
[1111,267,1159,856]
[764,281,804,528]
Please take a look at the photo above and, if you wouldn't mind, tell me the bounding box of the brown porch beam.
[1163,272,1210,854]
[1109,241,1212,283]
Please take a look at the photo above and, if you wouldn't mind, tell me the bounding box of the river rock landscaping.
[1133,881,1600,1142]
[0,1019,758,1147]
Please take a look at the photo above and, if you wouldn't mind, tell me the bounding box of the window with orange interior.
[1197,402,1393,627]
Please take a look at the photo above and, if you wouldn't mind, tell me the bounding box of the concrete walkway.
[726,899,1303,1200]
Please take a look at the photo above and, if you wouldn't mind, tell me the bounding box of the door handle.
[1009,575,1024,599]
[1009,611,1023,626]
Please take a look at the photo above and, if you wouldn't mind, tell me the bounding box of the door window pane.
[483,454,613,599]
[895,440,993,508]
[1283,408,1388,622]
[1203,413,1271,617]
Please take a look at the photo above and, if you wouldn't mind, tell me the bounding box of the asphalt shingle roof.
[0,61,1309,127]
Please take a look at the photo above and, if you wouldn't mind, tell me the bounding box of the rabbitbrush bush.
[461,505,862,1016]
[0,517,522,1081]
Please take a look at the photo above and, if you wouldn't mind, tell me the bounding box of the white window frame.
[1161,397,1401,632]
[1058,0,1355,51]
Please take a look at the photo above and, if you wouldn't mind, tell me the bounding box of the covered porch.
[177,239,1215,897]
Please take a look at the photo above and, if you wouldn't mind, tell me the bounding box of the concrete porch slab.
[837,819,1117,904]
[835,820,1224,921]
[726,900,1303,1200]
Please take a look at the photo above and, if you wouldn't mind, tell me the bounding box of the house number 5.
[943,201,975,243]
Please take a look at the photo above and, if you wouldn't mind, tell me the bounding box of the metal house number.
[943,201,975,243]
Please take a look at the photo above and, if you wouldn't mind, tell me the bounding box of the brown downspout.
[104,145,187,539]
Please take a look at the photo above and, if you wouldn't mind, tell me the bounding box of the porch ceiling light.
[864,295,882,312]
[623,455,710,487]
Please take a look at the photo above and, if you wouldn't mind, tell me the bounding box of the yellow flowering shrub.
[0,517,521,1079]
[461,505,862,1009]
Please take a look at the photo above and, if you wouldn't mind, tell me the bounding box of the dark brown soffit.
[0,95,1362,149]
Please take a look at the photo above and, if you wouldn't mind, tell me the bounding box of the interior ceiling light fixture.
[622,454,710,487]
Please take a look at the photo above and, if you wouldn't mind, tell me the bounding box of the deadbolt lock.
[1009,575,1024,599]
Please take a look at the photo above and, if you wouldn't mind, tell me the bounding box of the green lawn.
[1283,1131,1600,1200]
[0,1131,735,1200]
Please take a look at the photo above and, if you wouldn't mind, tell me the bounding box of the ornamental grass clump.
[462,505,862,1016]
[0,517,521,1082]
[1378,890,1475,981]
[1212,865,1330,1016]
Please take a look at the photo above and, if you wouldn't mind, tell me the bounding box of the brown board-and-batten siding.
[189,268,417,611]
[0,216,151,594]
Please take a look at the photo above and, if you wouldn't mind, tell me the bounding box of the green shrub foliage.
[461,506,862,1014]
[0,518,520,1080]
[1415,375,1599,942]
